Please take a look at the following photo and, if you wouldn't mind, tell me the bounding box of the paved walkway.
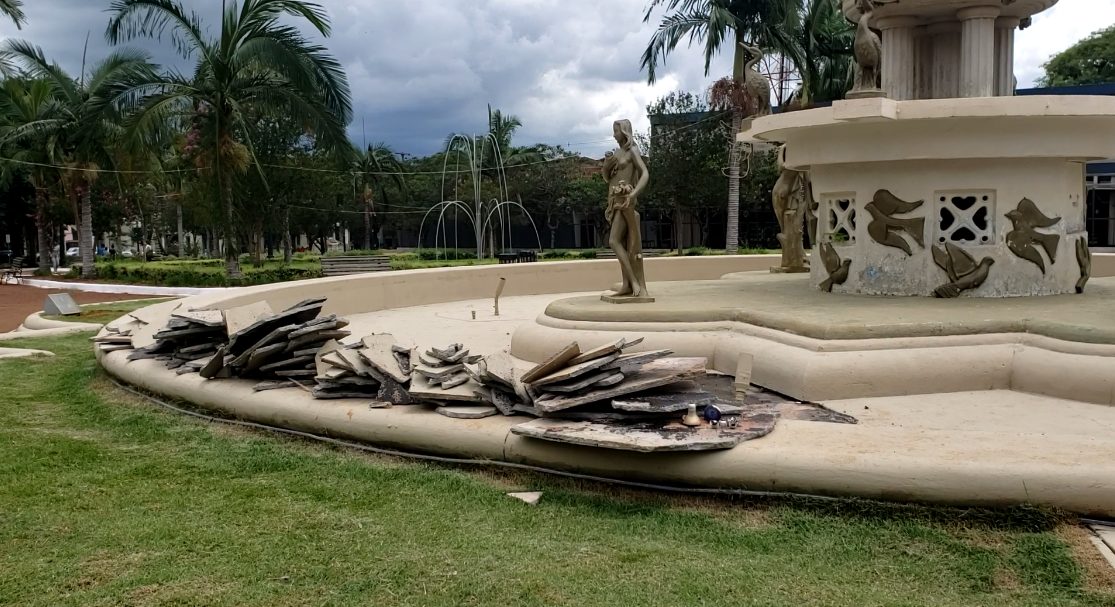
[0,284,153,333]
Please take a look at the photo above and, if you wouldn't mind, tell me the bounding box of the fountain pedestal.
[746,96,1115,297]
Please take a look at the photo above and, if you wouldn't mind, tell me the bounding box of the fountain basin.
[744,96,1115,296]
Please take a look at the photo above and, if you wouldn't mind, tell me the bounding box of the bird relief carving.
[932,243,994,298]
[818,242,851,292]
[865,189,925,255]
[1005,198,1060,274]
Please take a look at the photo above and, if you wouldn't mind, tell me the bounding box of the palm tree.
[786,0,854,107]
[105,0,354,279]
[446,105,543,181]
[641,0,799,254]
[0,78,64,275]
[0,0,25,29]
[0,40,157,277]
[353,142,406,250]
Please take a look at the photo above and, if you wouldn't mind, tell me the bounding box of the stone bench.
[321,255,392,276]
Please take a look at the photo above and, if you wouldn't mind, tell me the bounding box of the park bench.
[320,255,393,277]
[496,250,538,264]
[1,256,23,284]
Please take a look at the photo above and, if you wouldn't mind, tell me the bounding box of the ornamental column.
[958,6,1000,97]
[929,22,960,99]
[994,16,1020,96]
[913,26,933,100]
[878,17,919,100]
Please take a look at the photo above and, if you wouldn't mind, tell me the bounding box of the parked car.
[0,250,11,265]
[65,247,79,258]
[120,248,134,258]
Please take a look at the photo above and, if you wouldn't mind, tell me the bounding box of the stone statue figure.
[848,0,885,99]
[739,42,772,117]
[601,119,653,303]
[771,145,809,273]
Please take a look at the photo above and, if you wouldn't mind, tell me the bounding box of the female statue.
[601,119,652,302]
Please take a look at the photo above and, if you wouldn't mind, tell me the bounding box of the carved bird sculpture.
[1076,237,1091,293]
[1005,198,1060,274]
[739,42,772,117]
[931,242,994,298]
[852,0,882,91]
[865,189,925,255]
[818,242,851,292]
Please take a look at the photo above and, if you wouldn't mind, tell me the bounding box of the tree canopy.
[1038,25,1115,87]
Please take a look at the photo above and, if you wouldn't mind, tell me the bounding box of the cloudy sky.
[7,0,1112,157]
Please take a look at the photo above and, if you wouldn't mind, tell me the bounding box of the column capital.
[995,16,1022,29]
[957,6,1001,21]
[927,21,961,36]
[876,16,920,30]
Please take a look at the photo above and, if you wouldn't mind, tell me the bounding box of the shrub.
[323,249,382,257]
[578,249,599,259]
[86,261,320,287]
[416,248,476,261]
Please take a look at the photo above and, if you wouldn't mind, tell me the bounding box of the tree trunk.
[675,201,682,255]
[80,182,94,278]
[725,107,742,254]
[36,189,50,275]
[223,178,241,279]
[364,197,372,250]
[177,199,184,257]
[282,207,292,264]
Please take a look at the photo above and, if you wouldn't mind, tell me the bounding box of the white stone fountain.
[747,0,1115,297]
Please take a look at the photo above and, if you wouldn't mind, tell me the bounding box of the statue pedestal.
[845,88,887,100]
[601,293,655,304]
[770,266,809,274]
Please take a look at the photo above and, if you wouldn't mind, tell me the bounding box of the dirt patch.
[1058,524,1115,594]
[0,284,151,332]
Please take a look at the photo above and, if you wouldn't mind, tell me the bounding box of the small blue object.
[702,404,721,422]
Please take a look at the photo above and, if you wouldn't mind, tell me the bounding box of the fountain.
[417,133,542,260]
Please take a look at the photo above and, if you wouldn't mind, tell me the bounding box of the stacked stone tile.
[310,334,412,404]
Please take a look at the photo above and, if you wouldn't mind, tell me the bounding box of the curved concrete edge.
[21,278,225,296]
[96,347,1115,516]
[0,324,100,340]
[22,311,103,332]
[510,315,1115,405]
[0,347,53,359]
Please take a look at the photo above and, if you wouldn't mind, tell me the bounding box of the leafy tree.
[510,144,578,250]
[1038,25,1115,87]
[641,0,800,254]
[0,40,157,277]
[0,77,64,273]
[106,0,354,278]
[0,0,24,29]
[353,142,407,250]
[787,0,853,106]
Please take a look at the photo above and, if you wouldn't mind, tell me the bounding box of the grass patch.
[41,298,176,324]
[0,330,1112,606]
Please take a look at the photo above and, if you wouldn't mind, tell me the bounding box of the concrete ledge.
[22,278,225,297]
[0,347,53,359]
[22,311,103,332]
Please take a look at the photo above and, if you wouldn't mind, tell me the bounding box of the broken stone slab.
[602,349,673,371]
[410,373,490,404]
[312,388,378,399]
[537,370,617,394]
[175,350,216,362]
[592,373,625,388]
[274,369,317,378]
[510,403,777,452]
[377,376,411,405]
[520,342,580,384]
[511,403,540,417]
[228,301,324,355]
[507,491,542,506]
[165,357,187,369]
[335,348,378,378]
[287,317,349,340]
[566,338,636,366]
[393,351,413,375]
[360,334,411,383]
[178,341,221,355]
[489,387,519,416]
[436,405,498,419]
[98,343,132,352]
[223,301,274,336]
[91,334,134,344]
[285,330,351,352]
[528,352,621,387]
[283,297,328,312]
[199,347,229,379]
[418,354,446,367]
[259,354,315,373]
[479,352,532,404]
[414,363,465,382]
[175,366,200,375]
[315,340,344,377]
[244,342,288,374]
[440,373,470,390]
[426,344,462,362]
[227,323,300,366]
[534,357,707,413]
[153,326,225,341]
[612,383,718,412]
[171,309,226,327]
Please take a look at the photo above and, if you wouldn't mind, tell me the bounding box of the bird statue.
[1004,198,1060,274]
[739,42,772,117]
[818,242,851,292]
[865,189,925,255]
[931,242,994,298]
[851,0,883,93]
[1076,237,1091,293]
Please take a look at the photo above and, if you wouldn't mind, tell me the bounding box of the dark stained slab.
[534,357,706,413]
[528,352,620,387]
[520,342,580,384]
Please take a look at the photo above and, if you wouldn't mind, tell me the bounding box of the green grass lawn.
[41,298,176,324]
[1,325,1112,605]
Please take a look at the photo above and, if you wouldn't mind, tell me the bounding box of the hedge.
[73,261,321,287]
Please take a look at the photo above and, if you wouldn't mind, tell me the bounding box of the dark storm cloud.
[4,0,1085,157]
